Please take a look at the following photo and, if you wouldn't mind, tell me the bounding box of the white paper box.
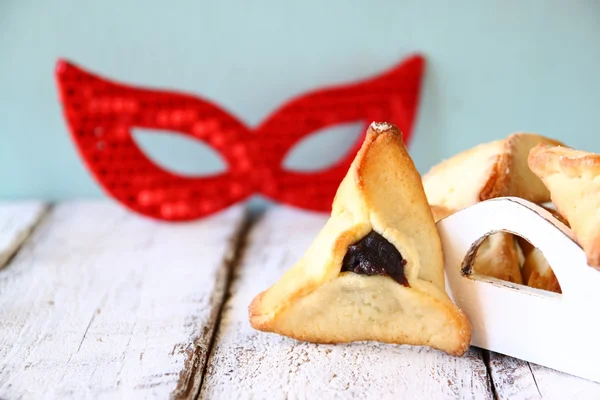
[437,197,600,383]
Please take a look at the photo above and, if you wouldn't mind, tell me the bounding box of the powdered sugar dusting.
[370,121,394,132]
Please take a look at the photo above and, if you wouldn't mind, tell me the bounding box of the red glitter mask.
[55,55,425,221]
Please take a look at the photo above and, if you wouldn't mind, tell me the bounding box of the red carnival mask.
[55,55,425,221]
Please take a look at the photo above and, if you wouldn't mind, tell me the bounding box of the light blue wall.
[2,0,599,201]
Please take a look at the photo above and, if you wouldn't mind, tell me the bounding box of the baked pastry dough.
[528,144,600,267]
[430,204,453,222]
[249,122,471,356]
[423,133,563,211]
[521,247,562,293]
[431,205,522,284]
[473,232,523,284]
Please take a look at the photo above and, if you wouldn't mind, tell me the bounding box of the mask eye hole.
[282,121,364,172]
[132,128,227,177]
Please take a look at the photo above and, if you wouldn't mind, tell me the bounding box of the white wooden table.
[1,201,599,399]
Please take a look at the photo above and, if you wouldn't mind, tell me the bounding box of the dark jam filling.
[341,230,409,287]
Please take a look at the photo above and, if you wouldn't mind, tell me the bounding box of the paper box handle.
[437,197,599,301]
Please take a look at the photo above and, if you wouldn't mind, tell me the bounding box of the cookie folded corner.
[528,144,600,267]
[249,122,471,356]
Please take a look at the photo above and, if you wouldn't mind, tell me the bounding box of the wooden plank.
[201,207,493,399]
[0,201,48,269]
[488,352,600,399]
[0,201,246,400]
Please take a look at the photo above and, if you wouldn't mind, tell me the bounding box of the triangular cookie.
[423,133,564,211]
[528,144,600,267]
[249,122,471,356]
[431,205,522,284]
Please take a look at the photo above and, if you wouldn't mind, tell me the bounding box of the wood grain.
[0,201,246,400]
[488,352,600,400]
[0,201,48,269]
[201,206,493,399]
